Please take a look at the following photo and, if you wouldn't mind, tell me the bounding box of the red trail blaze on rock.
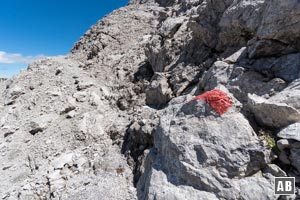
[189,89,233,115]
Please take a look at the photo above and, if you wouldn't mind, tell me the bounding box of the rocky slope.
[1,0,300,199]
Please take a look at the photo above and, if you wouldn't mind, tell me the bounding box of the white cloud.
[0,51,46,64]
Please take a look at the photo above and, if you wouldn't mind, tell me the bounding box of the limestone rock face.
[137,97,276,199]
[0,5,159,199]
[1,0,300,199]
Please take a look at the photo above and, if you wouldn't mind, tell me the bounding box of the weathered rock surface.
[278,123,300,142]
[199,58,287,104]
[138,96,275,199]
[1,0,300,199]
[145,73,173,106]
[277,123,300,177]
[0,4,159,199]
[248,94,300,129]
[0,57,137,200]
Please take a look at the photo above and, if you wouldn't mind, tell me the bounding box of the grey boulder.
[138,95,275,199]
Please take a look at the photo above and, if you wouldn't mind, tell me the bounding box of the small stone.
[55,69,62,75]
[77,81,94,91]
[60,105,76,115]
[3,131,14,138]
[263,164,286,177]
[2,193,10,199]
[277,122,300,142]
[52,153,74,169]
[45,140,52,144]
[47,90,61,96]
[29,123,43,135]
[2,126,16,138]
[66,110,76,118]
[223,47,247,64]
[277,139,290,151]
[117,98,128,111]
[73,91,87,102]
[66,96,77,106]
[89,92,102,107]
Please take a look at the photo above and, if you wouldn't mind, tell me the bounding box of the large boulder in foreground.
[137,95,276,199]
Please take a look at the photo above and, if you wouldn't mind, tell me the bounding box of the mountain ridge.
[1,0,300,199]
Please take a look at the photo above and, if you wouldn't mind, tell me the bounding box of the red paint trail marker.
[188,89,233,115]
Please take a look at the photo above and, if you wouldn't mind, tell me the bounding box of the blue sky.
[0,0,128,77]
